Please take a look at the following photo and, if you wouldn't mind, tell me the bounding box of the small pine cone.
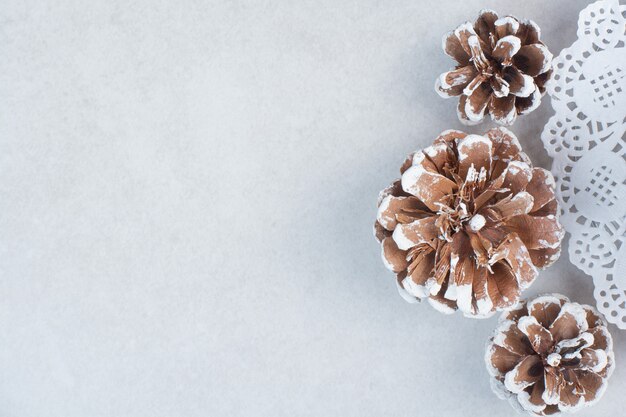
[374,128,563,317]
[486,294,615,415]
[436,9,553,126]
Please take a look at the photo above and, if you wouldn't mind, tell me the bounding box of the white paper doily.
[541,0,626,328]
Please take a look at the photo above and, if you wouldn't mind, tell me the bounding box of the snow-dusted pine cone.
[436,9,553,126]
[486,294,615,415]
[374,128,563,318]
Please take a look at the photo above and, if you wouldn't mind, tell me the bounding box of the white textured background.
[1,1,624,416]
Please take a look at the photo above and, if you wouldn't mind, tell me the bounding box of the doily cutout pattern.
[541,0,626,328]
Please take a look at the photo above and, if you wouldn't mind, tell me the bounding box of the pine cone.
[374,128,563,317]
[486,294,615,415]
[436,10,553,126]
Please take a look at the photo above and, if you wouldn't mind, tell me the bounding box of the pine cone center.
[432,143,492,242]
[541,334,590,372]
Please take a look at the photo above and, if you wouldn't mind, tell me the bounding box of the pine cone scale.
[407,249,435,287]
[454,22,480,56]
[495,320,534,355]
[515,44,553,76]
[381,237,407,273]
[489,95,517,125]
[443,31,471,65]
[507,215,564,250]
[401,165,457,212]
[465,82,492,121]
[505,66,535,97]
[393,217,438,250]
[491,191,534,219]
[495,16,520,38]
[530,247,560,270]
[502,162,533,194]
[472,266,493,315]
[492,35,521,65]
[438,66,477,98]
[489,75,509,98]
[457,145,488,182]
[525,168,555,211]
[475,9,498,41]
[520,314,550,341]
[492,234,537,286]
[550,306,586,342]
[527,296,563,328]
[505,354,543,393]
[517,89,542,115]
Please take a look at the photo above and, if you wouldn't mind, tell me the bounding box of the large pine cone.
[436,10,553,126]
[374,128,563,317]
[486,294,615,415]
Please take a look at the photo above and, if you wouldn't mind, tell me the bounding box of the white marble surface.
[0,1,623,416]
